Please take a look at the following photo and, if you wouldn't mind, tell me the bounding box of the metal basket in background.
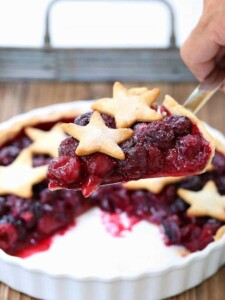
[0,0,195,82]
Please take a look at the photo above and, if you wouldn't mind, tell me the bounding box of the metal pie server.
[183,71,225,114]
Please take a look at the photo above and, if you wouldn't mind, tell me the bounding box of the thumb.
[180,19,219,82]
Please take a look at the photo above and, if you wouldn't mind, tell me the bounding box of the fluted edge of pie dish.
[0,101,224,300]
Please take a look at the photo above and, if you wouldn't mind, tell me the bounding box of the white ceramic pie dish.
[0,101,225,300]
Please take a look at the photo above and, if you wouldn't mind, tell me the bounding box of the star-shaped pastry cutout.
[178,181,225,221]
[92,82,162,128]
[124,177,184,194]
[0,149,47,198]
[61,111,133,160]
[25,124,67,158]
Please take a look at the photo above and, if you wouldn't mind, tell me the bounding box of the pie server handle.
[183,71,225,114]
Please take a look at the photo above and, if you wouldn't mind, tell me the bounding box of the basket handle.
[44,0,177,49]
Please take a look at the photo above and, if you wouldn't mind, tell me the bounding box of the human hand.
[180,0,225,89]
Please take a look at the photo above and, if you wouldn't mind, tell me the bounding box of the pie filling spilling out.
[47,83,214,197]
[0,82,224,258]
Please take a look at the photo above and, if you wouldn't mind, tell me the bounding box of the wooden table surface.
[0,81,225,300]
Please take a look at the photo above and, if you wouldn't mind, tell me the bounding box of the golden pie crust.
[0,107,85,148]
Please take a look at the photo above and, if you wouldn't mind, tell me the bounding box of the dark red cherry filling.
[48,110,212,197]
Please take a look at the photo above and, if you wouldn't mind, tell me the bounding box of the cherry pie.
[0,88,224,257]
[48,83,214,197]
